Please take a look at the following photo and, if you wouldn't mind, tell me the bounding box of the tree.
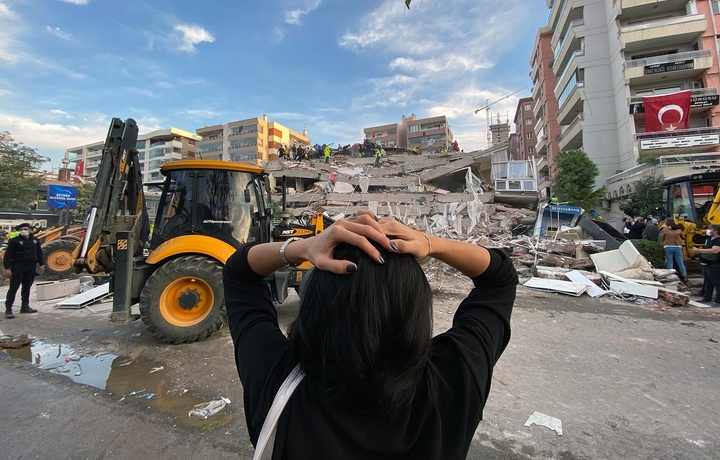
[618,175,664,218]
[552,149,606,211]
[70,182,96,223]
[0,132,49,210]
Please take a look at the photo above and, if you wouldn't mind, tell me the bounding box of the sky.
[0,0,549,171]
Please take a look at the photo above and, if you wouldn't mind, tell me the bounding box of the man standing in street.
[4,223,45,319]
[691,224,720,306]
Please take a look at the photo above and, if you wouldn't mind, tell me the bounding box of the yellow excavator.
[661,171,720,259]
[73,118,325,343]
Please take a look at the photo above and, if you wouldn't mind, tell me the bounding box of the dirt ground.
[1,270,719,459]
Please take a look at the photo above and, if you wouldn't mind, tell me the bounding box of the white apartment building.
[536,0,720,223]
[67,127,199,183]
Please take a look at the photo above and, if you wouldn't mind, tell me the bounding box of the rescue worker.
[323,144,331,164]
[374,147,382,167]
[4,223,45,319]
[411,146,420,155]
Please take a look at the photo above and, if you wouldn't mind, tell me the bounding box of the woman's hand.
[376,215,432,259]
[295,213,392,274]
[247,212,394,276]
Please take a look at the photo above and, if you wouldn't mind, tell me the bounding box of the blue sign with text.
[48,185,78,209]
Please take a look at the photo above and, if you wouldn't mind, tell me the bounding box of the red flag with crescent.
[74,160,84,177]
[643,90,691,133]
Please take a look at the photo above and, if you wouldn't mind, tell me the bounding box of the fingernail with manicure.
[390,242,398,251]
[378,255,385,264]
[346,264,357,273]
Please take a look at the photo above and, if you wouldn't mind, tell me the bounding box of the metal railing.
[558,112,584,141]
[635,126,720,140]
[621,13,705,34]
[628,86,718,105]
[623,49,711,68]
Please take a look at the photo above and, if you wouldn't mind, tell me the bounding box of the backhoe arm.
[73,118,149,274]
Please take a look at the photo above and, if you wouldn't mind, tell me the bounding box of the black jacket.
[3,235,44,268]
[224,244,517,460]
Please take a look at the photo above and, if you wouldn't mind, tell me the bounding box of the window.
[524,103,531,111]
[408,124,421,133]
[527,147,535,154]
[713,0,720,14]
[525,118,532,125]
[526,132,534,139]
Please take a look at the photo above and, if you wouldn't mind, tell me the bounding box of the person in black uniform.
[4,223,45,319]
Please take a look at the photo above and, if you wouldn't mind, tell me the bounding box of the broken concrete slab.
[36,279,81,301]
[600,272,659,298]
[56,283,110,309]
[565,270,609,298]
[523,277,588,296]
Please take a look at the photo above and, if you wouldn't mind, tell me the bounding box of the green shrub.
[629,239,665,268]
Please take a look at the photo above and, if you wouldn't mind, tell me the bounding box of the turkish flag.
[643,90,691,132]
[74,160,84,177]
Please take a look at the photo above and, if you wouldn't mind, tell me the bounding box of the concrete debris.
[524,412,563,436]
[267,148,696,311]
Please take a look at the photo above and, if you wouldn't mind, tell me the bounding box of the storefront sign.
[48,185,78,209]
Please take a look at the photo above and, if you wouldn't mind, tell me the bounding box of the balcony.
[533,98,544,120]
[557,79,584,125]
[550,0,583,46]
[619,0,692,20]
[554,49,583,101]
[532,81,542,101]
[198,134,223,143]
[533,116,544,136]
[558,112,584,151]
[531,59,541,84]
[635,126,720,156]
[620,14,706,53]
[536,134,549,155]
[628,87,719,116]
[623,49,712,84]
[553,19,584,76]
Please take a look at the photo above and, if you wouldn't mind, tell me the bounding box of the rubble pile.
[267,146,699,310]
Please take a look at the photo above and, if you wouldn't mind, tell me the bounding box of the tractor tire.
[42,239,79,280]
[139,255,226,344]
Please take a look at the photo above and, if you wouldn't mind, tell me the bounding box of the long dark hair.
[288,243,433,410]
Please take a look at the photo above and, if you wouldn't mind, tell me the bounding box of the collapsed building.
[264,148,705,310]
[266,142,541,235]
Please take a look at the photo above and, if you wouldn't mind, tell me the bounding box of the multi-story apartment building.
[533,0,720,222]
[195,115,310,164]
[364,114,453,152]
[513,97,538,160]
[530,27,561,177]
[67,127,199,183]
[363,120,407,148]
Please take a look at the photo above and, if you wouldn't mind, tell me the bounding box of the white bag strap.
[253,364,306,460]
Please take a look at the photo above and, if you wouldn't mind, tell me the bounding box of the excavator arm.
[73,118,150,274]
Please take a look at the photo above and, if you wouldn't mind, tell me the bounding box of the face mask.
[19,230,29,237]
[707,230,713,236]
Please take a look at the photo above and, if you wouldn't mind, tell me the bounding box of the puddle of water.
[4,340,231,428]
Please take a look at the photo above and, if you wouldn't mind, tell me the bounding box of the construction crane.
[474,87,527,146]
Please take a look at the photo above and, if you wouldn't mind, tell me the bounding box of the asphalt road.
[1,280,719,459]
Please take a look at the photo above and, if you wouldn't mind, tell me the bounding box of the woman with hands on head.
[223,210,518,460]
